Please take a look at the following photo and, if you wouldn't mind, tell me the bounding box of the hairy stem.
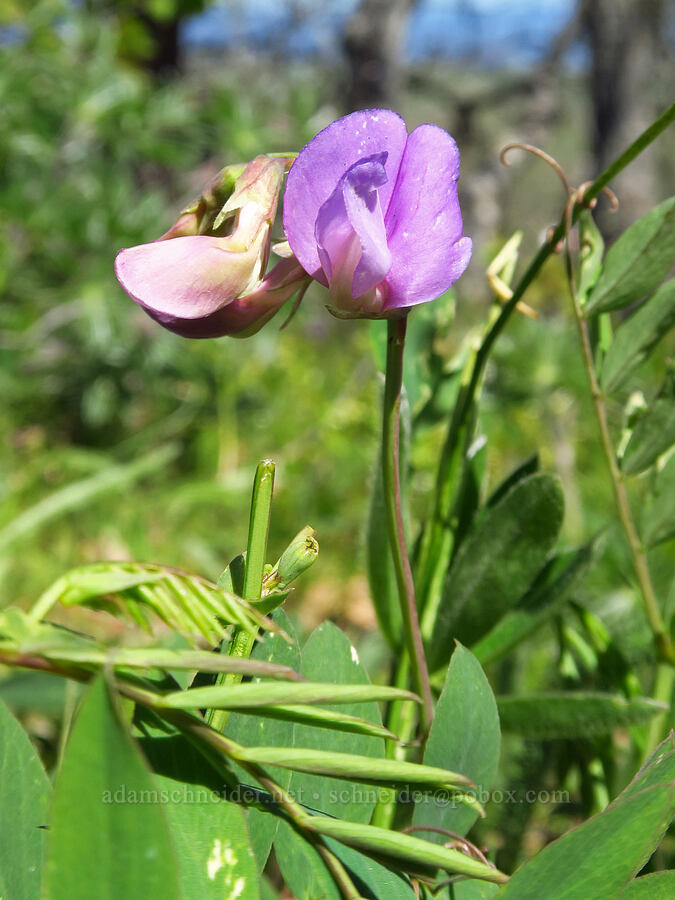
[382,316,433,731]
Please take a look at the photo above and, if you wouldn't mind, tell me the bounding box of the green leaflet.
[0,697,51,900]
[586,196,675,314]
[43,677,179,900]
[497,693,667,739]
[29,560,278,647]
[601,279,675,393]
[428,474,564,669]
[619,872,675,899]
[155,774,260,900]
[155,680,417,710]
[496,784,675,899]
[304,817,507,884]
[472,544,594,665]
[413,644,500,838]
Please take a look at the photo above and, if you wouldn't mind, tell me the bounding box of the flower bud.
[115,155,309,338]
[266,526,319,590]
[158,162,246,240]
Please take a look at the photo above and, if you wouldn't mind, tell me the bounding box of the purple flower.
[283,109,472,317]
[115,155,309,339]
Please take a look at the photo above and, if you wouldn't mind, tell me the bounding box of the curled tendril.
[576,180,619,212]
[500,141,620,263]
[500,142,571,197]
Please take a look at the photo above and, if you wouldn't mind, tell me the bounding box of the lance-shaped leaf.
[302,817,508,885]
[428,474,564,668]
[227,746,479,800]
[0,698,51,900]
[497,693,667,739]
[586,196,675,314]
[154,680,418,710]
[413,644,500,838]
[613,733,675,802]
[620,872,675,899]
[601,279,675,393]
[43,677,179,899]
[29,561,280,648]
[229,704,397,740]
[496,783,675,899]
[472,544,594,665]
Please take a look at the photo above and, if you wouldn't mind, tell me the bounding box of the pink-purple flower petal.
[315,154,392,311]
[114,234,266,322]
[383,124,472,309]
[283,109,408,283]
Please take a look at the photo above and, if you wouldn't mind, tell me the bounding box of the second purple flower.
[283,109,472,317]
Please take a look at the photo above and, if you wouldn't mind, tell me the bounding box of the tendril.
[500,141,620,261]
[500,142,571,197]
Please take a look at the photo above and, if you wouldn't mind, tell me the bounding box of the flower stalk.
[382,315,434,732]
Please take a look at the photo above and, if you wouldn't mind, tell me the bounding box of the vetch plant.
[1,104,674,900]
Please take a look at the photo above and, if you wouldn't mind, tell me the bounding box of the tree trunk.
[579,0,668,230]
[342,0,417,111]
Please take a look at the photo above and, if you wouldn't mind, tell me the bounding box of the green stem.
[209,460,275,732]
[382,316,433,731]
